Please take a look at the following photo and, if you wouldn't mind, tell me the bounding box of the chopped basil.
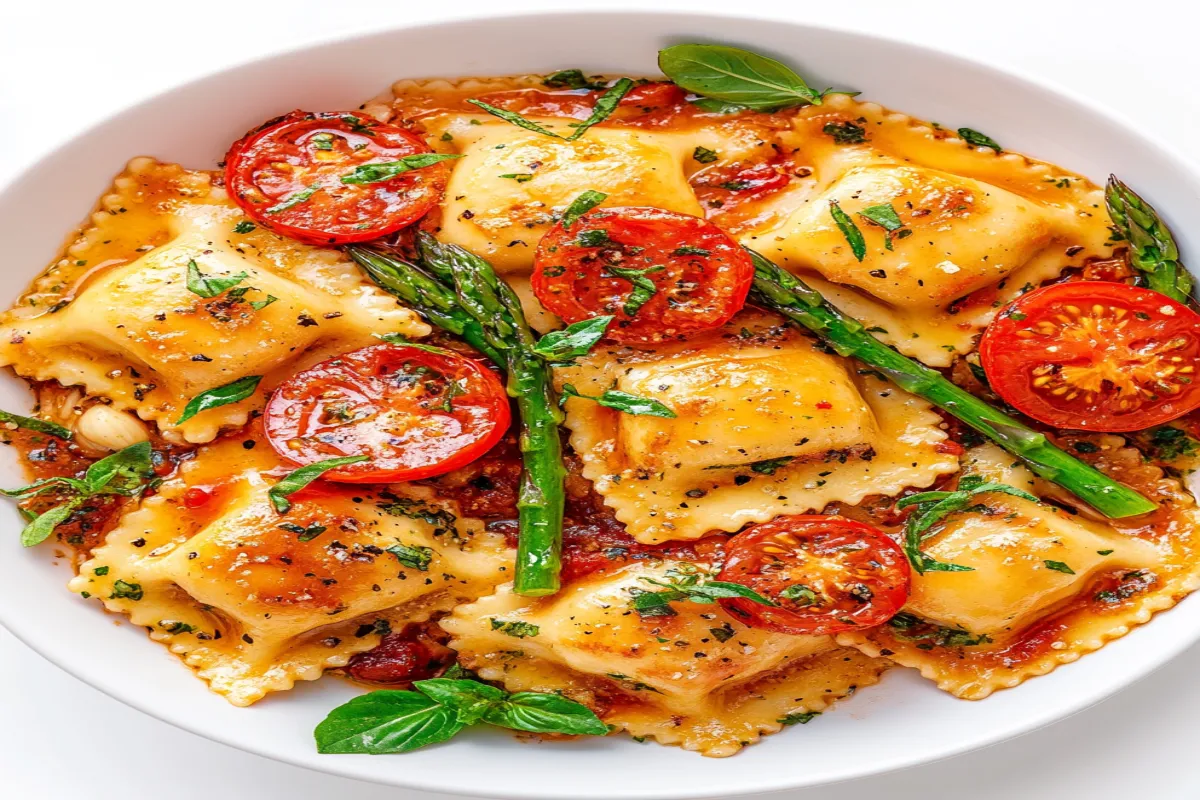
[560,383,676,418]
[672,245,711,257]
[387,542,434,572]
[542,69,608,90]
[531,316,613,362]
[692,146,719,164]
[268,456,369,513]
[109,579,144,601]
[1044,560,1075,574]
[857,203,908,251]
[499,173,535,183]
[895,474,1037,575]
[779,584,818,606]
[576,229,613,248]
[560,190,608,229]
[823,121,866,144]
[278,522,327,542]
[605,264,664,316]
[489,619,540,638]
[467,100,564,138]
[1143,426,1199,461]
[565,78,634,141]
[708,623,736,642]
[160,620,198,634]
[310,132,336,151]
[829,201,866,262]
[957,127,1002,152]
[658,44,826,110]
[887,612,992,648]
[249,295,278,311]
[340,153,463,185]
[631,564,776,617]
[176,375,262,425]
[0,409,72,440]
[266,185,318,213]
[314,677,606,754]
[186,259,248,299]
[232,220,256,234]
[778,711,820,725]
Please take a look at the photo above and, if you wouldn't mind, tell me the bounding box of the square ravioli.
[69,437,512,706]
[441,560,887,756]
[0,158,428,443]
[838,444,1200,699]
[557,318,958,542]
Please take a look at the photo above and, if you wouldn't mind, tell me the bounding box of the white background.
[3,1,1200,797]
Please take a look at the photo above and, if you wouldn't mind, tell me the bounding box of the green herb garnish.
[176,375,262,425]
[340,154,463,185]
[658,44,826,110]
[268,456,369,513]
[186,259,248,299]
[957,128,1002,152]
[829,201,866,262]
[560,384,676,418]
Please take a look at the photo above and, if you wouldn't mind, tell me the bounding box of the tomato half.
[264,344,510,483]
[979,282,1200,431]
[532,207,754,343]
[717,515,910,636]
[224,111,450,246]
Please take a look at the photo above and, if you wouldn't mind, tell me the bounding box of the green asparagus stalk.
[1105,176,1194,305]
[347,247,504,364]
[747,249,1157,518]
[415,234,566,596]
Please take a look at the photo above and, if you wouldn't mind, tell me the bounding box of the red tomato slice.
[264,344,510,483]
[717,515,910,636]
[224,111,451,246]
[532,207,754,343]
[979,281,1200,431]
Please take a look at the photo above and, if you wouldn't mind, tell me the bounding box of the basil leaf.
[957,127,1002,152]
[482,692,608,736]
[490,619,540,638]
[532,316,613,361]
[499,173,535,183]
[0,476,89,500]
[20,499,79,547]
[779,711,820,726]
[631,589,680,617]
[467,99,563,139]
[109,579,144,600]
[176,375,263,425]
[249,295,278,311]
[565,78,634,141]
[658,44,823,111]
[269,456,368,513]
[340,154,463,185]
[266,185,318,214]
[560,190,608,229]
[823,121,867,144]
[1044,560,1075,574]
[387,542,433,572]
[186,259,248,298]
[233,220,256,234]
[686,580,778,606]
[0,409,72,440]
[314,690,466,754]
[606,264,664,316]
[542,69,606,90]
[690,97,747,115]
[278,522,326,542]
[84,440,153,493]
[560,384,676,418]
[829,201,866,262]
[858,203,904,232]
[692,146,719,164]
[779,584,817,605]
[414,678,505,724]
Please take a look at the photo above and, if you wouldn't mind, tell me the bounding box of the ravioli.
[442,560,886,756]
[69,435,511,706]
[557,316,959,542]
[838,445,1200,699]
[0,159,428,443]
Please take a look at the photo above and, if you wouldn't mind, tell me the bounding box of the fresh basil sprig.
[340,154,463,185]
[531,316,613,362]
[3,440,155,547]
[314,676,607,754]
[857,203,909,251]
[469,80,633,142]
[829,201,866,262]
[560,190,608,229]
[658,44,834,111]
[895,474,1037,575]
[186,259,248,299]
[632,564,776,618]
[559,383,676,418]
[606,264,664,316]
[176,375,263,425]
[0,409,72,440]
[268,455,369,513]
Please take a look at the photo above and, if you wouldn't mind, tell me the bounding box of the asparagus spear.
[351,239,567,596]
[1105,176,1194,305]
[747,249,1156,518]
[348,248,504,365]
[415,234,567,597]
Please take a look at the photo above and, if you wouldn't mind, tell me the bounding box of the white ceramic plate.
[3,10,1200,799]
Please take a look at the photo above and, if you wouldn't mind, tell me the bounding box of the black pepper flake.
[297,314,318,327]
[322,312,343,320]
[242,440,256,449]
[191,354,213,362]
[734,475,752,486]
[131,537,146,547]
[242,633,254,644]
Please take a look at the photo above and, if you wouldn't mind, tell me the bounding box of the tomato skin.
[980,281,1200,432]
[532,207,754,343]
[264,344,511,483]
[717,515,910,636]
[224,111,450,246]
[182,488,212,509]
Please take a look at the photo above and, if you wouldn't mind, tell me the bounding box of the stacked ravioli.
[4,77,1199,758]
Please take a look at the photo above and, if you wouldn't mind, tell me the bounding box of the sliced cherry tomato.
[264,343,510,483]
[717,515,910,636]
[979,281,1200,431]
[532,207,754,343]
[224,111,450,245]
